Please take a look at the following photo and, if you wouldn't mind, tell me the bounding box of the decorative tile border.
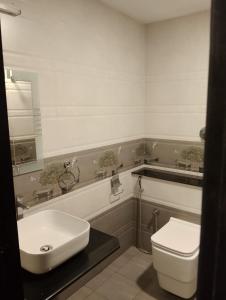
[145,138,204,172]
[13,138,204,208]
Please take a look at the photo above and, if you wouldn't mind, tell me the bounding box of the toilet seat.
[151,217,200,257]
[152,241,199,257]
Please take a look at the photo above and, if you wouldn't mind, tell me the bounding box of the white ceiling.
[100,0,211,23]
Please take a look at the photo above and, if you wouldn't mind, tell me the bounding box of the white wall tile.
[26,166,202,220]
[2,2,208,222]
[26,168,135,220]
[145,111,206,141]
[146,12,210,140]
[42,112,144,156]
[2,0,146,157]
[147,77,208,107]
[2,3,210,149]
[133,175,202,214]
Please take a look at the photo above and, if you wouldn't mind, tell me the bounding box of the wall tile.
[2,0,146,157]
[13,138,203,208]
[3,2,208,213]
[146,12,210,141]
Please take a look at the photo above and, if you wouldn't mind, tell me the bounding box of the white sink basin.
[17,210,90,274]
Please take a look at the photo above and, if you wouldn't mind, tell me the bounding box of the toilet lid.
[151,217,200,257]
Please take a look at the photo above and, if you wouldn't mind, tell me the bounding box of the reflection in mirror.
[5,68,43,176]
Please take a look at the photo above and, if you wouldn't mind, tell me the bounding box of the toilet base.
[157,272,196,299]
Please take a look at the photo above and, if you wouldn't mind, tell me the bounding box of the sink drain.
[40,245,53,252]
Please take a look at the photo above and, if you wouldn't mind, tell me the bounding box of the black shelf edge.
[23,228,120,300]
[132,167,203,187]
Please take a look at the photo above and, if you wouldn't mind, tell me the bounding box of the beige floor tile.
[108,253,132,272]
[71,250,195,300]
[136,251,152,263]
[96,273,140,300]
[85,292,108,300]
[86,267,115,290]
[131,253,152,268]
[118,260,152,288]
[68,286,92,300]
[133,290,157,300]
[124,246,141,259]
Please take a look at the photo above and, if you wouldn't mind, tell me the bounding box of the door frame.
[1,0,226,299]
[0,24,24,299]
[197,0,226,299]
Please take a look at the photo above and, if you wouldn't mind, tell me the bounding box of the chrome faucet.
[15,195,29,220]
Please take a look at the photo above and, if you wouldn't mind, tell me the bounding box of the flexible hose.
[136,176,152,254]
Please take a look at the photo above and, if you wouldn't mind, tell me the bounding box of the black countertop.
[23,228,120,300]
[132,167,203,187]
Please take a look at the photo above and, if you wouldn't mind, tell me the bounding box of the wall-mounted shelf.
[132,167,203,187]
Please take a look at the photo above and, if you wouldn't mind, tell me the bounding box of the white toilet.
[151,217,200,299]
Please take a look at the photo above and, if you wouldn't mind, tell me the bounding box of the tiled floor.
[68,247,195,300]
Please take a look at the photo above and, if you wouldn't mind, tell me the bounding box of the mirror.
[5,68,43,176]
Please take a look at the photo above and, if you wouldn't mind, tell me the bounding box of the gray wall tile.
[13,138,204,208]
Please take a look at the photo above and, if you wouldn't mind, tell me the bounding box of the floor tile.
[86,267,115,290]
[71,249,196,300]
[136,251,152,263]
[68,286,92,300]
[124,246,141,259]
[85,292,108,300]
[118,260,152,288]
[131,253,152,268]
[133,291,157,300]
[96,273,140,300]
[108,253,132,272]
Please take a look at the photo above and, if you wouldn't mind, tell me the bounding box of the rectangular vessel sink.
[17,210,90,274]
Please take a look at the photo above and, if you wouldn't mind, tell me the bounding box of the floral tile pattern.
[13,138,204,208]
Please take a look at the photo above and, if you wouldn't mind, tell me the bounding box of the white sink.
[17,210,90,274]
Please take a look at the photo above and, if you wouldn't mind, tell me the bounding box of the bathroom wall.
[145,138,204,171]
[14,139,145,207]
[146,12,210,141]
[1,0,146,158]
[13,137,204,208]
[1,1,208,218]
[135,199,201,251]
[25,167,135,221]
[133,174,202,214]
